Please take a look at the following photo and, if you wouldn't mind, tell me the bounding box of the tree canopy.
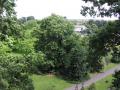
[81,1,120,89]
[81,0,120,19]
[35,14,89,80]
[81,0,120,72]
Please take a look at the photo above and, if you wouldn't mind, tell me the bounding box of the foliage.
[111,45,120,63]
[35,14,89,80]
[24,52,46,73]
[81,0,120,19]
[61,35,89,80]
[85,20,99,35]
[12,39,34,54]
[0,41,12,54]
[27,16,35,21]
[0,0,16,16]
[35,14,74,72]
[86,75,113,90]
[88,83,96,90]
[19,16,35,23]
[85,20,108,35]
[31,74,72,90]
[86,21,120,72]
[81,0,120,88]
[0,0,23,40]
[23,20,38,30]
[112,71,120,90]
[0,54,34,90]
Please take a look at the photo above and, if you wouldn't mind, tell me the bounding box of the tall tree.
[35,14,74,72]
[81,0,120,19]
[0,0,21,40]
[0,0,16,29]
[81,0,120,89]
[81,0,120,72]
[35,14,89,80]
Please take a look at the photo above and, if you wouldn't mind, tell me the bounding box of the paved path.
[65,65,120,90]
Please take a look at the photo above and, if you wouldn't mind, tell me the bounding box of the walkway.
[65,65,120,90]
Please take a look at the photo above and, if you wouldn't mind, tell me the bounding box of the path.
[65,65,120,90]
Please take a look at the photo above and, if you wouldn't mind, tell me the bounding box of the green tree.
[112,71,120,90]
[81,0,120,88]
[81,0,120,72]
[0,54,34,90]
[88,83,96,90]
[0,0,15,33]
[81,0,120,19]
[35,14,74,72]
[35,15,89,80]
[60,34,89,80]
[27,16,35,21]
[0,0,22,40]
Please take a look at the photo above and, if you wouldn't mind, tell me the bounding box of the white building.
[74,25,88,35]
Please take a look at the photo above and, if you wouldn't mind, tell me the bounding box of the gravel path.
[65,65,120,90]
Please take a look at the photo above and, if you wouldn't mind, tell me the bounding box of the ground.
[93,75,113,90]
[31,63,117,90]
[31,74,72,90]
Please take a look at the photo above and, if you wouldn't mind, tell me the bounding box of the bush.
[0,79,9,90]
[0,42,12,54]
[34,15,89,80]
[88,83,96,90]
[24,52,53,73]
[12,39,34,54]
[111,70,120,90]
[0,54,34,90]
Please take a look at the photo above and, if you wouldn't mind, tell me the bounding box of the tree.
[27,16,35,21]
[81,0,120,72]
[81,0,120,88]
[35,14,74,72]
[0,54,34,90]
[19,17,27,23]
[81,0,120,19]
[112,71,120,90]
[88,83,96,90]
[35,14,89,80]
[85,20,99,35]
[0,0,22,40]
[66,35,89,80]
[0,0,16,31]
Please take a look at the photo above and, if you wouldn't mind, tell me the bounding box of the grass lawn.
[89,63,118,78]
[94,75,113,90]
[87,63,117,90]
[86,75,114,90]
[31,63,118,90]
[102,63,118,72]
[31,74,72,90]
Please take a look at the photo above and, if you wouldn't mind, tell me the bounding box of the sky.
[15,0,117,20]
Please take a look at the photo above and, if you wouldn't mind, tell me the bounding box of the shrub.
[0,54,34,90]
[12,39,34,54]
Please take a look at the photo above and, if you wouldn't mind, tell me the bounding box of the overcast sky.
[15,0,117,20]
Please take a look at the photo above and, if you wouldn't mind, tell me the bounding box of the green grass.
[86,63,117,90]
[95,75,113,90]
[31,74,72,90]
[31,63,118,90]
[86,75,113,90]
[102,63,118,72]
[90,63,117,90]
[90,63,118,78]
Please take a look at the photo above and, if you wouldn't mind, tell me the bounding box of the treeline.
[0,13,89,90]
[0,0,120,90]
[0,2,90,88]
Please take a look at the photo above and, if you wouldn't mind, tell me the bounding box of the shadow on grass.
[46,72,90,84]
